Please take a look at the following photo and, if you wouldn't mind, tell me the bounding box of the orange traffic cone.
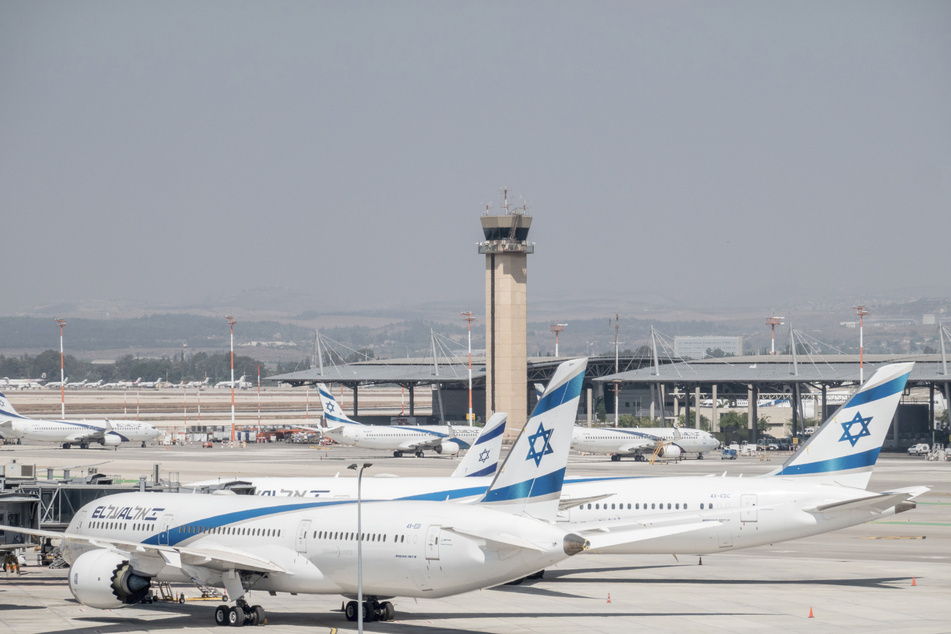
[808,607,814,618]
[912,577,917,586]
[607,593,612,603]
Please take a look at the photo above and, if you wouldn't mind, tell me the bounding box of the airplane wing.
[614,439,656,455]
[583,519,722,551]
[0,524,285,574]
[442,526,548,552]
[805,487,929,515]
[64,429,106,443]
[398,435,447,451]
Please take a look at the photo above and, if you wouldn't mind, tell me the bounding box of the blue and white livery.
[317,383,480,457]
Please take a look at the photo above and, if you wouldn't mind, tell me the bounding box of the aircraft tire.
[80,443,88,449]
[382,601,395,621]
[698,453,704,460]
[345,601,358,621]
[251,605,265,625]
[393,451,403,458]
[227,605,244,626]
[62,443,70,449]
[415,451,424,458]
[214,605,229,626]
[610,454,621,462]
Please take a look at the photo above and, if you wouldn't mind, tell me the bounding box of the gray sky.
[2,1,949,318]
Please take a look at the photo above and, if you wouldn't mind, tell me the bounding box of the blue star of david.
[839,411,873,447]
[526,422,554,466]
[326,401,336,414]
[478,448,490,464]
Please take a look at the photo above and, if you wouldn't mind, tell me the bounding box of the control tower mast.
[478,189,534,435]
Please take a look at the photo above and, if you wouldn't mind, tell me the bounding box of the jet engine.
[99,435,122,447]
[68,549,152,608]
[434,440,461,455]
[658,444,683,459]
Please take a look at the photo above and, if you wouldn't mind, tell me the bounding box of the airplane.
[564,362,929,556]
[0,358,590,626]
[317,382,481,457]
[183,362,925,564]
[215,375,250,389]
[0,377,45,390]
[533,382,720,461]
[0,391,162,449]
[187,412,510,496]
[136,377,165,389]
[571,424,720,461]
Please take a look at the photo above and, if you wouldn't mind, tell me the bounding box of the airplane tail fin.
[316,383,360,426]
[534,383,545,400]
[451,412,507,478]
[770,362,914,488]
[0,391,24,419]
[479,358,587,521]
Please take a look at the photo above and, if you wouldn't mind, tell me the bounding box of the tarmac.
[1,442,950,633]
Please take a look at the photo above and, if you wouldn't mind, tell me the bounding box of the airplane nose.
[562,533,589,556]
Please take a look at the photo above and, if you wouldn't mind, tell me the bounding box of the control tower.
[478,193,534,435]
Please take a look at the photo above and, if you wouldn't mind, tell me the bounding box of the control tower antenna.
[852,305,869,382]
[550,323,567,357]
[766,316,784,355]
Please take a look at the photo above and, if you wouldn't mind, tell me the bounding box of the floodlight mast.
[461,311,477,424]
[54,318,67,418]
[226,315,237,443]
[852,305,869,382]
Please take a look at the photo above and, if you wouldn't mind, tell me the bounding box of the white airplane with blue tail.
[317,382,480,457]
[0,359,591,626]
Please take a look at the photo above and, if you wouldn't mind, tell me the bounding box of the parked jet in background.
[0,392,162,449]
[318,383,480,457]
[188,412,509,496]
[0,360,590,626]
[215,375,250,389]
[0,377,45,390]
[533,382,719,461]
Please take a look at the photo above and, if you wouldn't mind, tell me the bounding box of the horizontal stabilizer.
[442,526,547,552]
[584,520,721,552]
[805,488,927,515]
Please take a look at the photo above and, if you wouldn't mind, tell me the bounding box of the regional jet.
[0,359,590,626]
[317,383,481,457]
[0,392,162,449]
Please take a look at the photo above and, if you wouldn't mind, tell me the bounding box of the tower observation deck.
[478,204,533,436]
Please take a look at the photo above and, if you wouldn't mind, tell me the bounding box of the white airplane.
[136,377,165,389]
[533,382,719,461]
[571,425,720,461]
[565,362,928,556]
[187,412,510,497]
[215,375,250,389]
[0,377,45,390]
[0,359,590,626]
[183,363,925,564]
[317,383,481,457]
[0,392,162,449]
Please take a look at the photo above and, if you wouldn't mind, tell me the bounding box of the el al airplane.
[0,358,591,626]
[187,411,509,496]
[564,362,928,556]
[571,425,720,461]
[0,377,45,390]
[0,392,162,449]
[317,382,481,457]
[216,375,250,389]
[189,362,924,563]
[533,383,720,461]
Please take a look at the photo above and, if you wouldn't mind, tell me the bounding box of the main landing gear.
[214,599,266,627]
[344,598,395,622]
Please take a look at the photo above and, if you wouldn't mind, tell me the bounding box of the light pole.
[853,305,868,383]
[54,318,67,418]
[550,323,567,357]
[460,312,476,425]
[348,462,372,632]
[226,315,237,443]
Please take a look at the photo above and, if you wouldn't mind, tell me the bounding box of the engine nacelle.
[68,550,152,608]
[100,434,122,447]
[659,445,683,459]
[434,440,461,455]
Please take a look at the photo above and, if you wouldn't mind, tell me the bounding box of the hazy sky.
[2,2,949,318]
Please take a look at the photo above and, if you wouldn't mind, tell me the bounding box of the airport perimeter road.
[0,449,949,633]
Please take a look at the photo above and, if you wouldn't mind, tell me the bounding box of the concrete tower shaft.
[479,212,533,436]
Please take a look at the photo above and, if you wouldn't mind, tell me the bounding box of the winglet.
[771,362,914,488]
[451,412,507,478]
[479,358,587,521]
